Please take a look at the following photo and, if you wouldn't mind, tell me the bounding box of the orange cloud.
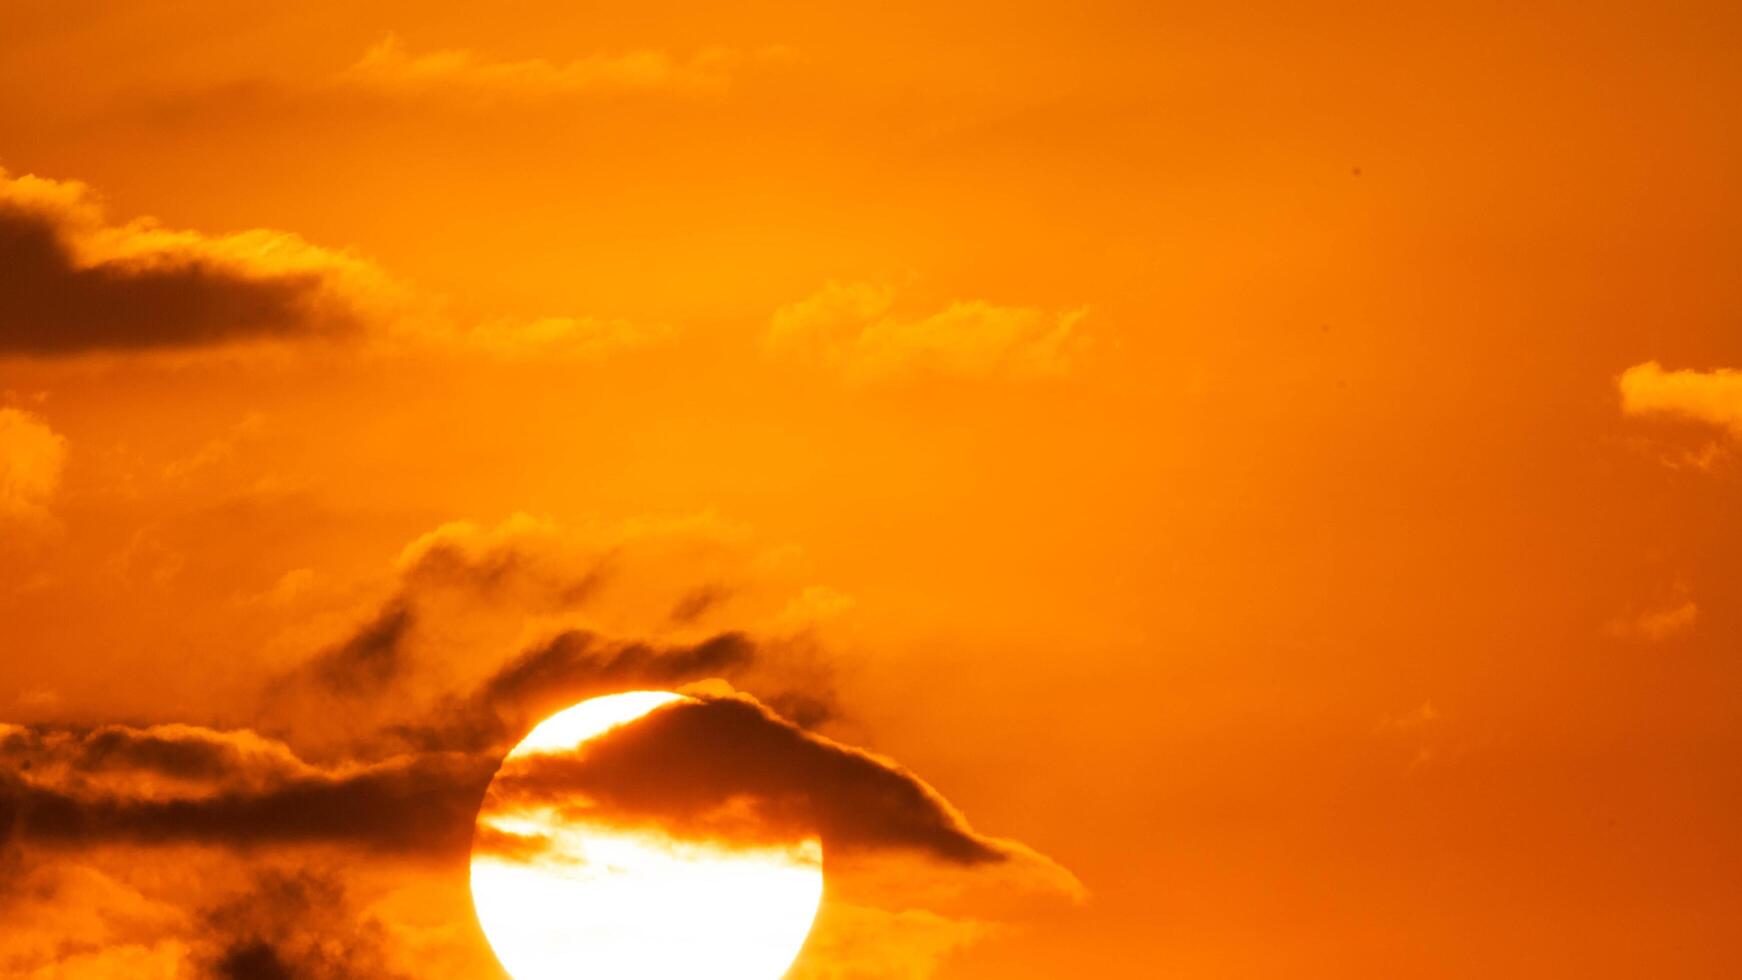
[1606,595,1699,643]
[768,281,1086,382]
[0,407,67,523]
[339,34,771,101]
[455,314,672,361]
[1618,361,1742,436]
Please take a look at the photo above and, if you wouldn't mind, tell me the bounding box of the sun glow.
[471,692,825,980]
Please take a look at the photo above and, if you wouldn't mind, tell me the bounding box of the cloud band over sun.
[0,509,1079,977]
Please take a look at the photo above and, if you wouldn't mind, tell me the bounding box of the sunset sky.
[3,2,1742,977]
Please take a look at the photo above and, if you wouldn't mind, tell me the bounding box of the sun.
[470,691,825,980]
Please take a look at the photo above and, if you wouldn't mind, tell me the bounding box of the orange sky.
[3,2,1742,977]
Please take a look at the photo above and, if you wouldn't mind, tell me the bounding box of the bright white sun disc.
[471,692,824,980]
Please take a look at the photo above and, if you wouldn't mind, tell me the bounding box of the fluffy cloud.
[0,169,390,354]
[768,281,1086,382]
[1618,361,1742,436]
[0,407,66,522]
[339,34,776,102]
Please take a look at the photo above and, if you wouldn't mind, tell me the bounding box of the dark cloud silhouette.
[0,746,493,862]
[393,629,760,752]
[485,695,1009,866]
[1,693,1007,873]
[476,630,754,731]
[0,200,354,354]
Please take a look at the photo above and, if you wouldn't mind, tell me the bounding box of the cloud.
[0,169,660,361]
[196,870,409,980]
[1618,361,1742,437]
[1,692,1074,895]
[0,169,389,355]
[482,693,1062,874]
[0,407,66,522]
[392,630,766,753]
[768,281,1086,382]
[0,729,494,861]
[669,582,735,625]
[303,599,417,695]
[453,315,672,361]
[0,857,189,978]
[392,513,611,605]
[0,508,1068,974]
[1606,594,1699,643]
[338,34,770,102]
[0,723,317,793]
[259,512,842,754]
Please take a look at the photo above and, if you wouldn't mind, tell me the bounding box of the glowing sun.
[471,691,825,980]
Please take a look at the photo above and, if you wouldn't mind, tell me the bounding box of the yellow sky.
[3,2,1742,977]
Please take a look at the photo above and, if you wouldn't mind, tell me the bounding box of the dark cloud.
[0,746,493,862]
[197,870,410,980]
[1,692,1003,872]
[0,200,352,354]
[485,695,1009,866]
[397,521,609,606]
[0,723,309,787]
[476,630,754,730]
[667,582,733,624]
[307,599,416,694]
[762,690,837,730]
[394,629,759,752]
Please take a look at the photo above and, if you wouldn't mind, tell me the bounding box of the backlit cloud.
[768,281,1086,382]
[0,501,1074,977]
[1618,361,1742,437]
[1,694,1075,886]
[481,694,1061,871]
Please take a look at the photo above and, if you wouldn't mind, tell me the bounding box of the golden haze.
[2,2,1742,977]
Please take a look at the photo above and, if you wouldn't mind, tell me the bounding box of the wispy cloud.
[338,34,788,102]
[768,281,1086,383]
[1606,587,1699,643]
